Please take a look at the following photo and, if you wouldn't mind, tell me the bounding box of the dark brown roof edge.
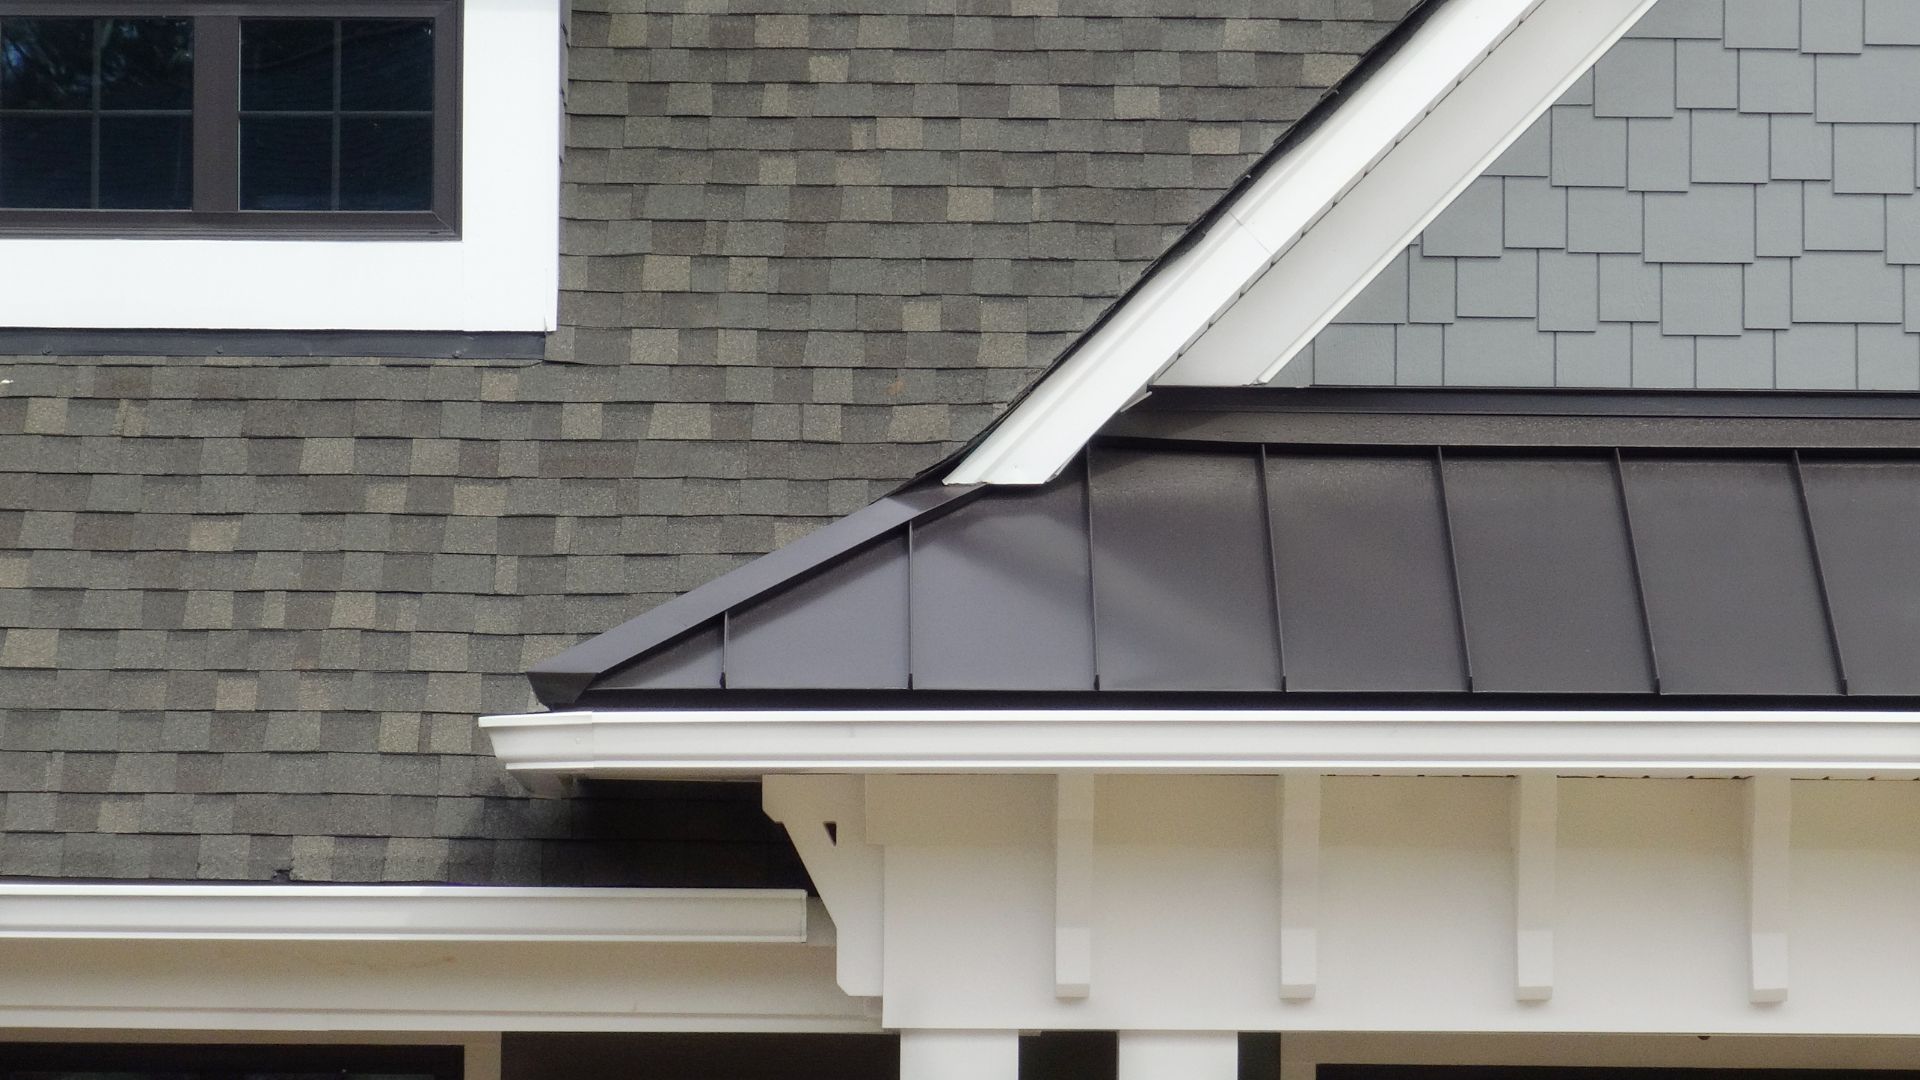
[1133,386,1920,419]
[527,482,981,708]
[1108,388,1920,450]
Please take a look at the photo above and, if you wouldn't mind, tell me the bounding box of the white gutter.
[481,709,1920,782]
[0,884,808,943]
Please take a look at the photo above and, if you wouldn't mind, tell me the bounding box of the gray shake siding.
[0,1,1417,884]
[1300,0,1920,391]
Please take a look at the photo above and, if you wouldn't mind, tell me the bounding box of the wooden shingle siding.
[1306,0,1920,391]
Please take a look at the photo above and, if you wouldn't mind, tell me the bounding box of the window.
[0,1,459,235]
[0,0,556,332]
[0,1041,464,1079]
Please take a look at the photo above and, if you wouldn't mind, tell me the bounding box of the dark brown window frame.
[0,0,460,239]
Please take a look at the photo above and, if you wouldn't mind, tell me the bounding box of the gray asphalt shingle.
[0,0,1421,884]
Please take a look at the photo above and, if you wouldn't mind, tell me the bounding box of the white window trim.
[945,0,1660,486]
[479,708,1920,786]
[0,0,561,333]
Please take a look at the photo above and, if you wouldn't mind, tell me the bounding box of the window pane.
[101,115,191,209]
[0,114,91,207]
[340,20,433,111]
[241,116,332,210]
[100,18,192,111]
[341,117,431,210]
[1,17,94,110]
[241,19,334,112]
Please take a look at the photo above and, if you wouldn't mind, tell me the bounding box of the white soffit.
[0,884,808,943]
[480,709,1920,782]
[946,0,1659,486]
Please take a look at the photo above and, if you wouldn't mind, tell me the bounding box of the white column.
[899,1030,1020,1080]
[1118,1031,1239,1080]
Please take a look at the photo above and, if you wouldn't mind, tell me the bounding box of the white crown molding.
[0,884,807,943]
[945,0,1660,485]
[480,708,1920,784]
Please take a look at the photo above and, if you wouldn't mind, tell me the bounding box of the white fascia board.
[0,884,807,944]
[945,0,1654,485]
[0,0,561,332]
[1164,0,1658,385]
[481,709,1920,781]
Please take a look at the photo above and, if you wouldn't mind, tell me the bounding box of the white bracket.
[1747,775,1792,1004]
[1278,772,1320,1001]
[763,775,885,999]
[1512,772,1556,1002]
[1056,774,1096,999]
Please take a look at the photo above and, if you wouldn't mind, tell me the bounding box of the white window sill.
[0,0,561,334]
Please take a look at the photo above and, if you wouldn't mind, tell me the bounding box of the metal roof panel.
[1267,452,1469,692]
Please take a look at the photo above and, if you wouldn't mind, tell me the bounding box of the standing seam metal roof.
[543,390,1920,706]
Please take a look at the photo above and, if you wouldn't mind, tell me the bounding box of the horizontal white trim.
[0,0,560,332]
[480,708,1920,781]
[0,900,872,1033]
[0,884,807,943]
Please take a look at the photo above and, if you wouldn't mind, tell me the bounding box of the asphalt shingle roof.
[0,0,1419,884]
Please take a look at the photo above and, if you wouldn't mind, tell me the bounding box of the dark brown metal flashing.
[1136,387,1920,418]
[1108,388,1920,449]
[530,483,982,707]
[572,687,1920,712]
[0,328,547,359]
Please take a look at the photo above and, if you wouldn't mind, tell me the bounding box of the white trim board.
[480,708,1920,783]
[0,884,807,943]
[0,0,562,332]
[946,0,1660,485]
[0,924,873,1033]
